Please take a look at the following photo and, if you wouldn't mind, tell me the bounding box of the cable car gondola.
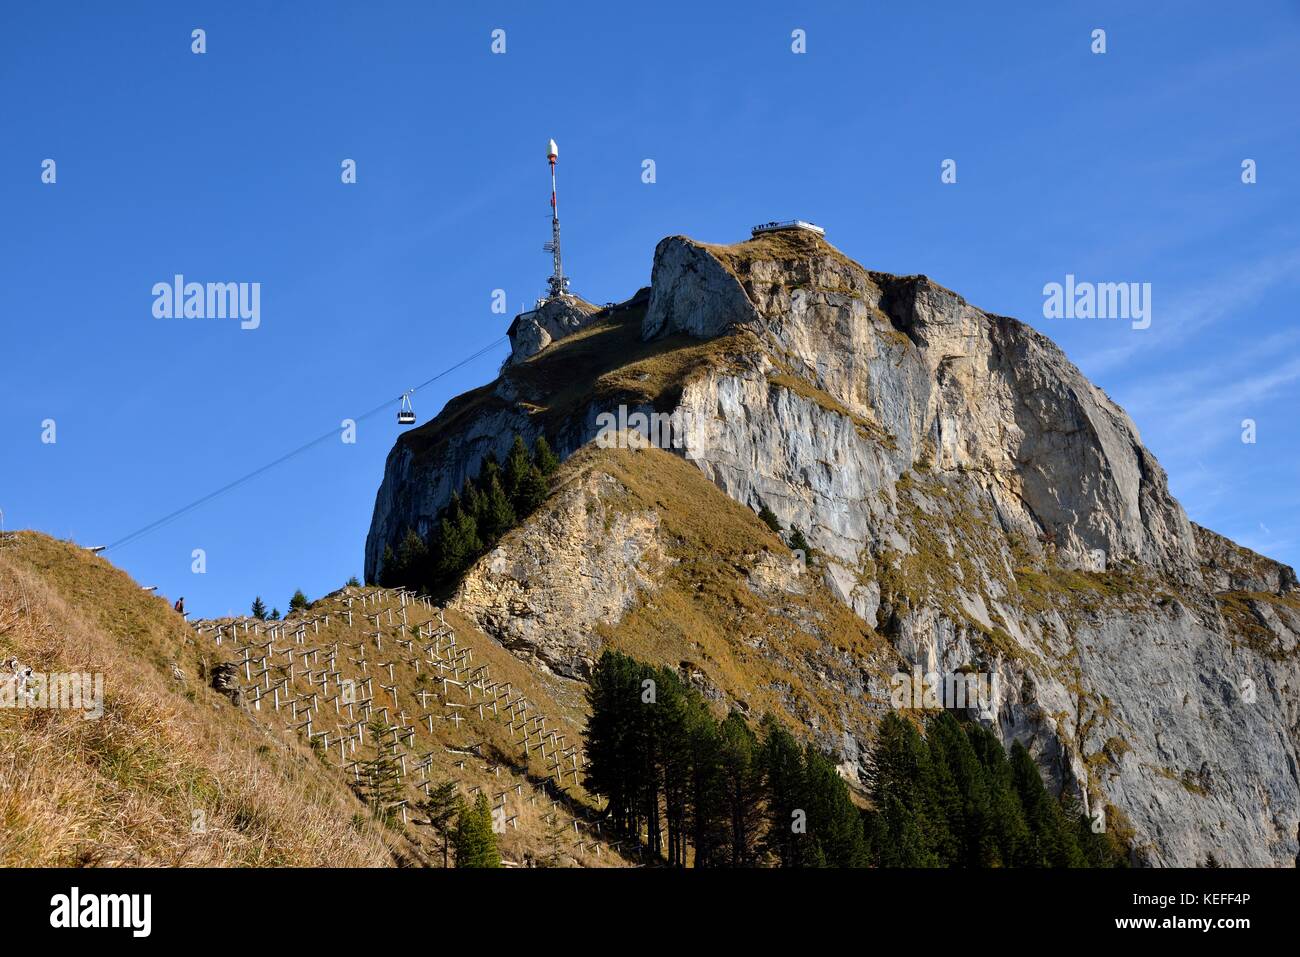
[397,392,416,426]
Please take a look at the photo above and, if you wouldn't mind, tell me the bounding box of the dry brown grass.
[0,533,635,867]
[699,229,864,280]
[0,533,394,866]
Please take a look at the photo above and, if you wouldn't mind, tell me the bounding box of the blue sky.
[2,1,1297,617]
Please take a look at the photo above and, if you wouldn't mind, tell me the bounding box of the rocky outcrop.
[210,661,243,706]
[453,444,903,772]
[367,227,1300,865]
[1194,522,1299,594]
[365,397,536,581]
[506,295,600,364]
[642,237,761,339]
[455,469,666,679]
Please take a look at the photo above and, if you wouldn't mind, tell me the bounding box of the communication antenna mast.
[543,138,570,298]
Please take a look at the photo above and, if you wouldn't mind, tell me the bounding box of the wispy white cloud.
[1118,327,1300,414]
[1227,528,1297,565]
[1166,353,1300,429]
[1075,248,1300,380]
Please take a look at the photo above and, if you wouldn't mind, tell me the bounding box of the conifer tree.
[788,527,811,554]
[503,435,533,502]
[718,711,763,866]
[757,504,782,534]
[533,435,559,477]
[759,715,809,867]
[1066,793,1127,868]
[866,712,946,866]
[539,811,569,867]
[586,653,714,863]
[686,703,729,868]
[581,649,1126,870]
[395,527,429,587]
[1010,740,1084,867]
[453,793,500,867]
[288,589,309,614]
[461,478,486,530]
[927,712,995,866]
[922,719,965,866]
[513,461,549,517]
[380,546,398,586]
[251,596,267,620]
[357,719,405,825]
[965,721,1033,866]
[480,474,517,543]
[473,457,501,527]
[868,713,925,810]
[269,607,281,620]
[435,494,483,583]
[631,660,664,859]
[411,442,559,596]
[652,666,694,867]
[879,793,933,866]
[415,780,462,867]
[583,651,643,835]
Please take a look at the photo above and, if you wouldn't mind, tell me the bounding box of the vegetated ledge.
[396,294,750,465]
[1214,590,1300,661]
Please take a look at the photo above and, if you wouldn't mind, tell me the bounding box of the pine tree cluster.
[584,650,865,867]
[585,651,1130,868]
[379,435,559,594]
[864,711,1128,867]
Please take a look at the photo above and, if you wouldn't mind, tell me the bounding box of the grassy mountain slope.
[0,532,631,867]
[193,591,632,867]
[0,532,393,866]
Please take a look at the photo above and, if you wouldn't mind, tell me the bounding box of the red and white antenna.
[543,138,570,298]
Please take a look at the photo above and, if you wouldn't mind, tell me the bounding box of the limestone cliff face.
[366,399,536,580]
[646,234,1198,582]
[367,229,1300,866]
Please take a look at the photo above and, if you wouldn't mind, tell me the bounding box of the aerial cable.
[103,335,508,554]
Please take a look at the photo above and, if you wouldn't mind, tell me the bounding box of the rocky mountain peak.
[366,228,1300,865]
